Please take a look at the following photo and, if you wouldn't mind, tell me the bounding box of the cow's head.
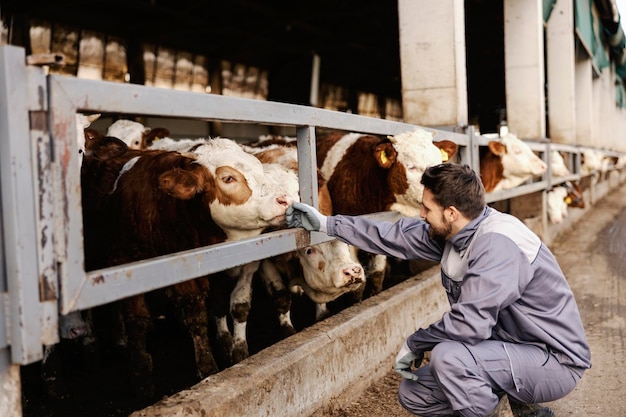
[499,134,547,178]
[76,113,101,166]
[550,151,570,177]
[292,240,365,303]
[106,119,150,150]
[483,134,547,192]
[186,138,295,240]
[387,129,458,217]
[547,186,569,224]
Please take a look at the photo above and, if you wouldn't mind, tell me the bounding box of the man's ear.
[447,206,460,222]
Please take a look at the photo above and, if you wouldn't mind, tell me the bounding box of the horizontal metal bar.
[485,180,549,203]
[72,211,402,312]
[48,75,430,136]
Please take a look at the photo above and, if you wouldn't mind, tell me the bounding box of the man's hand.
[286,202,327,233]
[394,340,423,381]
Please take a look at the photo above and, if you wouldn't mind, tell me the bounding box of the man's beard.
[428,216,452,241]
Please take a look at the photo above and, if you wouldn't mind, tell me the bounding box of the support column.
[398,0,468,128]
[575,54,594,147]
[504,0,545,139]
[546,0,576,144]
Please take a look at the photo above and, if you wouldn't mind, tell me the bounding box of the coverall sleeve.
[326,214,444,262]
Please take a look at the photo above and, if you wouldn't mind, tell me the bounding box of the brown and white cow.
[244,137,366,321]
[81,136,294,398]
[479,133,547,192]
[316,129,458,299]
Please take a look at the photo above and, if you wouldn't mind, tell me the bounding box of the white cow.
[550,150,570,177]
[581,149,604,176]
[547,186,569,224]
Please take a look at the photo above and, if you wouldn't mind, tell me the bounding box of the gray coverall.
[325,206,591,416]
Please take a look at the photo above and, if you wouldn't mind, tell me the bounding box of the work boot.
[486,394,515,417]
[509,398,556,417]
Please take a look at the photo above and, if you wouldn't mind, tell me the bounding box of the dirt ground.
[320,183,626,417]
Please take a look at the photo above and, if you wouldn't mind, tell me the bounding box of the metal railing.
[0,44,622,366]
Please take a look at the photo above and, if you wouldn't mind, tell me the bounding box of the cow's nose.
[276,194,293,207]
[69,326,88,339]
[344,266,363,283]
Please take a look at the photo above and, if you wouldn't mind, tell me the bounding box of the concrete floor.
[545,182,626,416]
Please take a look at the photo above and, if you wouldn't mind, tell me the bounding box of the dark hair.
[420,163,485,219]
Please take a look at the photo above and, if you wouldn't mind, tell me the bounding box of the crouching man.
[287,163,590,417]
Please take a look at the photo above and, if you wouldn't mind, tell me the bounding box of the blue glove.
[394,340,423,381]
[286,202,328,233]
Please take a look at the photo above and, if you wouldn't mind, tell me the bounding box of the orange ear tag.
[564,197,572,204]
[440,149,449,162]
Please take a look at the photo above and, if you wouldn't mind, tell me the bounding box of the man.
[286,163,590,417]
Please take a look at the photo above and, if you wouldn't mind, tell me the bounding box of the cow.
[551,150,570,177]
[106,118,170,150]
[479,133,547,192]
[316,129,458,299]
[151,135,364,362]
[581,148,604,176]
[81,135,294,398]
[547,186,569,224]
[38,113,102,399]
[41,310,93,399]
[76,113,101,165]
[243,137,366,321]
[564,181,585,209]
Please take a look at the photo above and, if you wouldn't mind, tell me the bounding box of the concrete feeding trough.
[131,266,448,417]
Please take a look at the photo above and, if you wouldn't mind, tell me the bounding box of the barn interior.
[3,2,625,417]
[1,0,517,135]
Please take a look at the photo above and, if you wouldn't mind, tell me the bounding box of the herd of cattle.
[42,115,622,405]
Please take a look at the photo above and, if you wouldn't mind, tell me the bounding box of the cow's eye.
[222,175,235,183]
[405,163,417,171]
[305,247,314,255]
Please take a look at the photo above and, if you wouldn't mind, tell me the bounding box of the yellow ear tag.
[440,149,449,162]
[154,137,160,141]
[380,150,388,165]
[564,196,572,204]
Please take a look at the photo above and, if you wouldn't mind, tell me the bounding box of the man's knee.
[429,341,469,375]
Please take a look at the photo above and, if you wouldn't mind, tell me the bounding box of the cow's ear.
[86,136,128,159]
[434,140,458,161]
[159,166,209,200]
[143,127,170,148]
[487,141,507,156]
[374,143,397,169]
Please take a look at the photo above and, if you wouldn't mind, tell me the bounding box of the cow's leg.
[123,294,154,400]
[171,277,219,379]
[362,253,387,299]
[259,259,296,338]
[229,261,260,363]
[314,303,330,321]
[208,271,234,368]
[79,308,100,371]
[41,344,69,399]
